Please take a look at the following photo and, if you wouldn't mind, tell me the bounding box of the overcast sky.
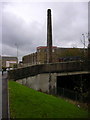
[1,2,88,60]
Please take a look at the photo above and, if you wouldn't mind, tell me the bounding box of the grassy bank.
[8,81,88,118]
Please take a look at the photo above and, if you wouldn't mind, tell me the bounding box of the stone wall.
[15,71,90,94]
[16,73,57,94]
[8,61,88,94]
[8,61,86,81]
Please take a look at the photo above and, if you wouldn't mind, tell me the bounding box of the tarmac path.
[0,71,2,120]
[2,71,9,119]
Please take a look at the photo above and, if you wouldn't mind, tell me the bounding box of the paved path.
[2,72,9,119]
[0,71,2,120]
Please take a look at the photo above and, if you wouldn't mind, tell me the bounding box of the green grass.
[8,81,88,118]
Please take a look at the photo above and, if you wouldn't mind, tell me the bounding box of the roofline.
[37,46,57,49]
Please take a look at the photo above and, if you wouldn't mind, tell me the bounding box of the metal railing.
[57,87,88,103]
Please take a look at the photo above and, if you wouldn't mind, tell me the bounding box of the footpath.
[0,72,2,119]
[2,72,9,119]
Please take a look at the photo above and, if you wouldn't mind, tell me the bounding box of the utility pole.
[82,34,86,59]
[15,43,18,64]
[88,33,90,71]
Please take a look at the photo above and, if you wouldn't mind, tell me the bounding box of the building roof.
[2,56,18,60]
[37,46,57,49]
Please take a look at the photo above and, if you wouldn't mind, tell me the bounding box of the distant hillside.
[8,81,88,118]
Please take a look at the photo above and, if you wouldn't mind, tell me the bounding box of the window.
[52,49,55,52]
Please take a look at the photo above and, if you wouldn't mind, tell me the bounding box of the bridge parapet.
[8,61,88,81]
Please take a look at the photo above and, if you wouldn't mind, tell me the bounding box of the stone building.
[2,56,18,68]
[22,46,86,66]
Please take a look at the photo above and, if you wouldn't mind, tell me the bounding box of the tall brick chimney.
[47,9,52,63]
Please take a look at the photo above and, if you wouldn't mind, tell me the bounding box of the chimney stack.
[47,9,52,63]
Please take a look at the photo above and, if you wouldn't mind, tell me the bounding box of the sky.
[1,1,88,61]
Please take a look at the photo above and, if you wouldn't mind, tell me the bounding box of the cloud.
[0,2,2,55]
[2,10,46,59]
[2,2,88,60]
[53,2,88,47]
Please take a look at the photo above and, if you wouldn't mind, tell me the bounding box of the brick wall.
[22,47,87,66]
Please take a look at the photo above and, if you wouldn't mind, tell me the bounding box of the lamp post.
[82,34,86,59]
[15,43,18,64]
[87,33,90,71]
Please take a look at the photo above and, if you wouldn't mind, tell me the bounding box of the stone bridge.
[8,61,90,94]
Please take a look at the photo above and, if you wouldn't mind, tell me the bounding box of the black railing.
[57,87,88,103]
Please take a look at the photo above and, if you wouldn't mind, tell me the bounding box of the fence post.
[75,92,77,101]
[63,88,64,97]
